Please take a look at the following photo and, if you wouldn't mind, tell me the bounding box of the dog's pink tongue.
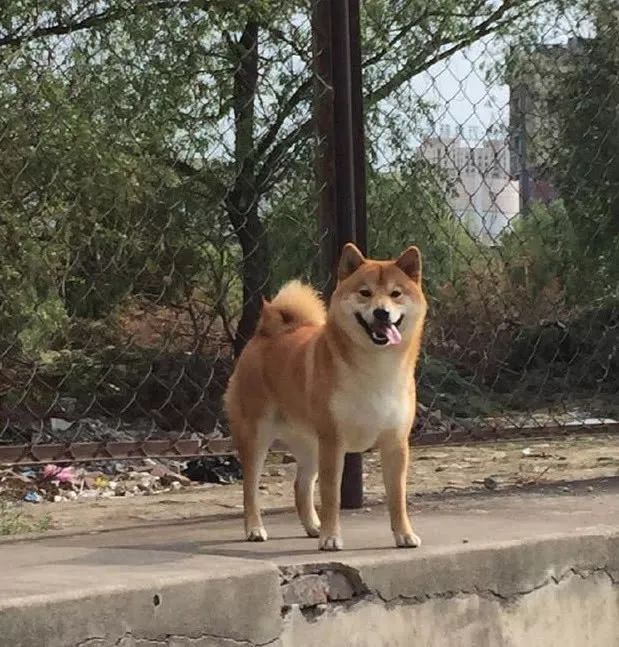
[385,324,402,345]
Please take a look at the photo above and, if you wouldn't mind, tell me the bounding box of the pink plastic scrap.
[42,464,75,484]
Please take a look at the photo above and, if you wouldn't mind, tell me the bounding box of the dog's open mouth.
[355,313,404,346]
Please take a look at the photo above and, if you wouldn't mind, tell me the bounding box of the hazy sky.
[406,21,582,146]
[409,40,509,145]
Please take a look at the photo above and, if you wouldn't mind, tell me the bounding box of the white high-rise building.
[419,136,520,243]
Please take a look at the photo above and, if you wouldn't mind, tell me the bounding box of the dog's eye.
[390,290,402,298]
[359,289,372,298]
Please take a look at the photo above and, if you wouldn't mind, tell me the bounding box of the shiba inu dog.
[224,243,427,551]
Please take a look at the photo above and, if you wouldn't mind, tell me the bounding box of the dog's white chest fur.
[330,358,413,452]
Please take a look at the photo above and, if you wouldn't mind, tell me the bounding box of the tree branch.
[362,1,493,69]
[255,118,313,191]
[363,12,430,69]
[252,0,545,188]
[254,76,313,160]
[0,0,204,49]
[366,0,541,106]
[168,0,543,197]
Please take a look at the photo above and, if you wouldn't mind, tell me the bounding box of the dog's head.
[330,243,427,349]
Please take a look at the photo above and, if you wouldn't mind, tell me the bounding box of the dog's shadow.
[54,532,397,566]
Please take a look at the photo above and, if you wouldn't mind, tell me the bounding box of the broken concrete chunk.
[281,575,328,608]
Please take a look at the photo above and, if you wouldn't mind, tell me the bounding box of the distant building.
[508,37,587,210]
[418,136,519,243]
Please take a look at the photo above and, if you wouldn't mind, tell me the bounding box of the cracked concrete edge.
[279,570,619,647]
[278,529,619,613]
[3,529,618,646]
[0,561,283,647]
[76,631,281,647]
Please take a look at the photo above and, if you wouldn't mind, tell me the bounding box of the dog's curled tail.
[258,280,326,336]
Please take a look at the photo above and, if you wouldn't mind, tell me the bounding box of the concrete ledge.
[0,547,282,647]
[2,531,618,646]
[278,531,619,646]
[2,489,619,647]
[282,570,618,647]
[349,530,619,601]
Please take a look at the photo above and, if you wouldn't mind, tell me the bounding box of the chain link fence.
[0,0,617,467]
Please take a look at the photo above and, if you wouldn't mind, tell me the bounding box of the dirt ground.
[4,433,619,536]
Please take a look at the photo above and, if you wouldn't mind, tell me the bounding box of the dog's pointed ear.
[395,246,422,283]
[338,243,365,281]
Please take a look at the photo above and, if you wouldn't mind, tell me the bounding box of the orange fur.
[224,243,427,550]
[257,280,326,337]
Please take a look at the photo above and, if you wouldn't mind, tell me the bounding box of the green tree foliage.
[502,0,618,304]
[0,0,558,358]
[501,201,577,300]
[545,1,619,298]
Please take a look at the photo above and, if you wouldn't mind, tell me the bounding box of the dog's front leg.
[318,437,345,551]
[380,435,421,548]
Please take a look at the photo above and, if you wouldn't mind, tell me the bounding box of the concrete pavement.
[1,478,619,646]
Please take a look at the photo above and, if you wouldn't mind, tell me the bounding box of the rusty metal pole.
[313,0,337,295]
[312,0,366,509]
[348,0,367,252]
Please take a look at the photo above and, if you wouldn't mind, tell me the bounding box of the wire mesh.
[0,0,617,465]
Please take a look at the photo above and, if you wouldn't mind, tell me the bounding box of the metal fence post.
[312,0,366,509]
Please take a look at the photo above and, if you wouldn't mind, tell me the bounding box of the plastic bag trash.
[94,475,109,489]
[23,491,42,503]
[42,464,75,484]
[50,418,73,432]
[183,456,243,484]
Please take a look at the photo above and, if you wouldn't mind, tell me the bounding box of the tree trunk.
[227,21,270,358]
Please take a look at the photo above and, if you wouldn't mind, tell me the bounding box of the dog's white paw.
[246,527,268,542]
[304,523,321,538]
[394,532,421,548]
[319,534,343,551]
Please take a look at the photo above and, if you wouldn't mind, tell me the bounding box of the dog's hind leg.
[236,416,274,542]
[287,434,320,538]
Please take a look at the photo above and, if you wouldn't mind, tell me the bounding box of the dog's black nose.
[373,308,390,322]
